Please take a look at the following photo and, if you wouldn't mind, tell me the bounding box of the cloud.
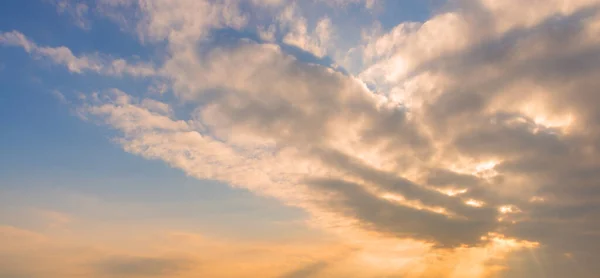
[48,0,91,30]
[6,0,600,276]
[72,0,544,253]
[305,177,494,247]
[354,0,600,274]
[95,256,192,277]
[277,3,333,57]
[75,40,499,251]
[0,31,156,76]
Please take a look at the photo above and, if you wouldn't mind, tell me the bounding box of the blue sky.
[1,0,600,277]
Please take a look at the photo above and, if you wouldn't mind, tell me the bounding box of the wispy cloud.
[48,0,92,30]
[0,31,156,77]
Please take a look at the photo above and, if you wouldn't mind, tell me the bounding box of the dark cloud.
[306,177,496,247]
[426,168,481,189]
[312,147,499,222]
[452,114,569,158]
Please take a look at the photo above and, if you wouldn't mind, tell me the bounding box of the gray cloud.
[311,147,499,223]
[306,177,496,247]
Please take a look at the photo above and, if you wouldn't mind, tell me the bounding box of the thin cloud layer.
[3,0,600,277]
[96,256,192,277]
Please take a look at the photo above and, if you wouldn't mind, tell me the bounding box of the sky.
[1,0,600,277]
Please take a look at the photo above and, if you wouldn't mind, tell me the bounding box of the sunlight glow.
[438,188,468,197]
[382,193,451,216]
[499,205,521,214]
[465,199,485,208]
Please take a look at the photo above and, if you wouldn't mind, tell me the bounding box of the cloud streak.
[0,31,156,77]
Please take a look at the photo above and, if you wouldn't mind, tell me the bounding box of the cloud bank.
[3,0,600,277]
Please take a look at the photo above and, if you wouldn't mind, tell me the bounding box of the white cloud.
[0,30,35,51]
[51,90,69,104]
[0,31,157,77]
[278,4,334,57]
[49,0,91,30]
[135,0,247,45]
[258,24,277,42]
